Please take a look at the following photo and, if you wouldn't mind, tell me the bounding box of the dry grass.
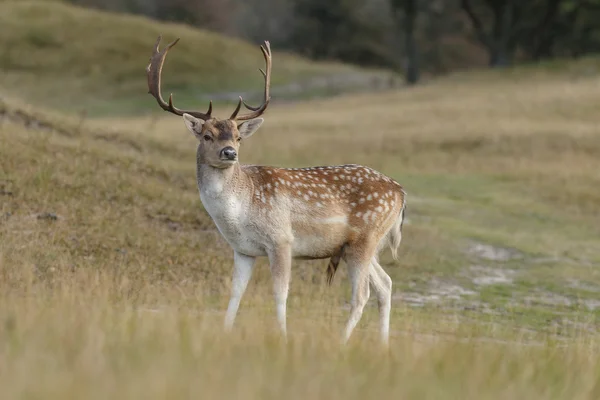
[1,267,599,399]
[2,60,600,398]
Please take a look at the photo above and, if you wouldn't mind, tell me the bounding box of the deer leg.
[342,249,372,344]
[224,251,256,331]
[369,258,393,346]
[267,244,292,338]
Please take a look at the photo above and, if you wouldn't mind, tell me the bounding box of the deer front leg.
[267,244,292,338]
[224,251,256,331]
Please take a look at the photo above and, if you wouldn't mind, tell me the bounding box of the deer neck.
[196,158,251,202]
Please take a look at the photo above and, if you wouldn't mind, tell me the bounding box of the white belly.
[291,235,333,258]
[290,215,350,258]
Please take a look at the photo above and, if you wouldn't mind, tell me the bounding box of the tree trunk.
[531,0,561,61]
[489,45,510,67]
[461,0,516,68]
[488,0,513,67]
[403,0,419,84]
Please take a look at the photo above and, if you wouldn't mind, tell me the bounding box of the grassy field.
[2,68,600,397]
[2,2,600,397]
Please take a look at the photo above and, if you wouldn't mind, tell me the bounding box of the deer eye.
[203,135,213,142]
[237,137,242,142]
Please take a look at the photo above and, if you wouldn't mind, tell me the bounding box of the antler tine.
[229,96,243,119]
[146,36,213,121]
[230,41,272,121]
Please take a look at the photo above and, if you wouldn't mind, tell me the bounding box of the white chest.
[199,181,265,256]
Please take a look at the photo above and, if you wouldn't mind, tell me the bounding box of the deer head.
[146,36,272,168]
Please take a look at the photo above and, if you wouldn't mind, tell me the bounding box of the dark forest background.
[44,0,600,83]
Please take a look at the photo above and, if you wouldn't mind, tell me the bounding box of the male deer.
[146,36,406,345]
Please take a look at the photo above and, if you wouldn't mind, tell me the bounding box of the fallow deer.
[146,36,406,345]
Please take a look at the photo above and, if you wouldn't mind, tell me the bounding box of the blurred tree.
[232,0,295,48]
[460,0,519,67]
[525,0,562,60]
[289,0,395,68]
[534,0,600,59]
[390,0,420,84]
[155,0,235,34]
[460,0,600,66]
[63,0,600,73]
[68,0,234,34]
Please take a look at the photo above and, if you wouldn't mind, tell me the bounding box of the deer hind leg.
[341,243,374,344]
[267,243,292,338]
[369,258,393,346]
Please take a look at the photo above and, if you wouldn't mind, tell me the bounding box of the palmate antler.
[146,36,272,121]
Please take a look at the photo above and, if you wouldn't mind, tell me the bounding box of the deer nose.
[221,147,237,160]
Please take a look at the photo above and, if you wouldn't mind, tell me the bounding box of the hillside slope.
[0,1,393,116]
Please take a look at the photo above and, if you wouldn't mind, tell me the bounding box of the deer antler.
[146,36,213,120]
[230,41,272,121]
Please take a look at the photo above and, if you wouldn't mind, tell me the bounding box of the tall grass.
[0,262,599,399]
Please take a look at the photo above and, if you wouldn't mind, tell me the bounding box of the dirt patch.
[583,299,600,311]
[467,242,522,262]
[0,98,143,153]
[37,212,59,221]
[522,291,573,307]
[468,265,516,286]
[567,279,600,293]
[521,293,600,311]
[429,278,477,299]
[394,278,477,306]
[0,99,71,136]
[145,212,214,232]
[551,318,599,334]
[0,179,14,197]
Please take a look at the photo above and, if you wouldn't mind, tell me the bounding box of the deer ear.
[183,113,205,138]
[237,118,264,139]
